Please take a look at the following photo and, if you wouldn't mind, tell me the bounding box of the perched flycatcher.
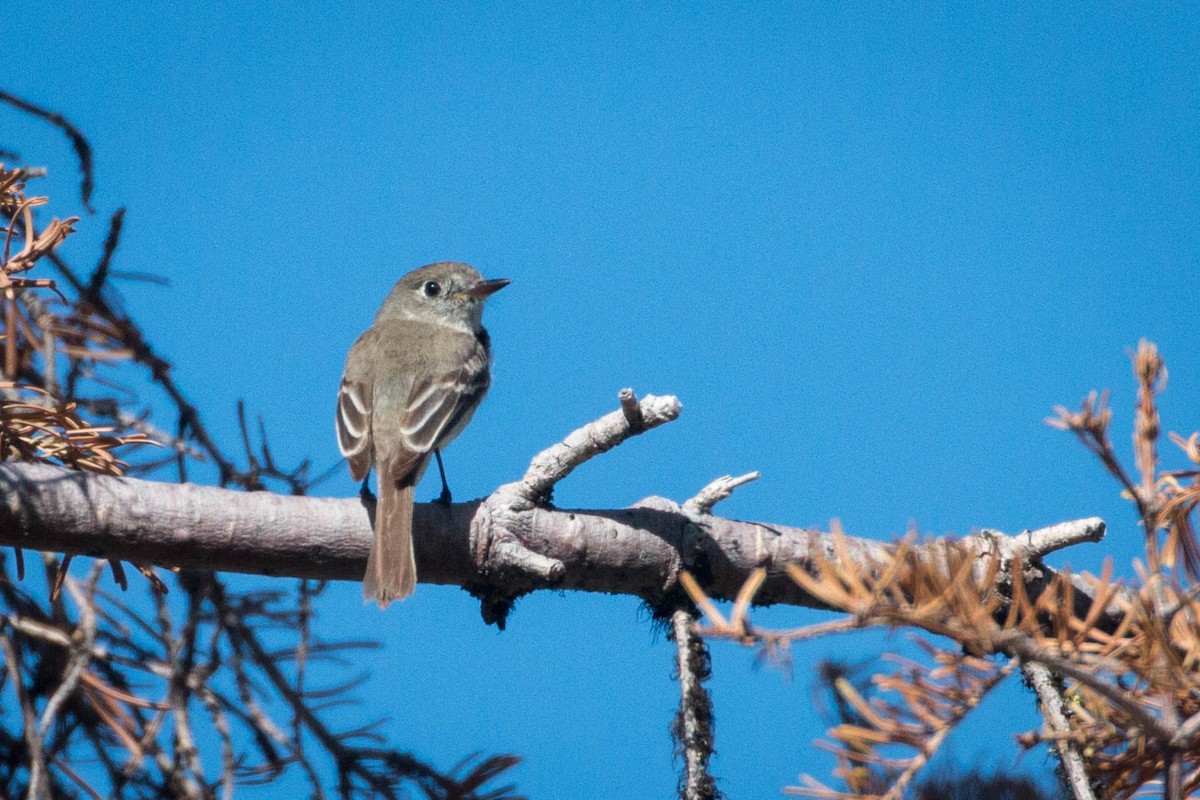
[336,262,509,606]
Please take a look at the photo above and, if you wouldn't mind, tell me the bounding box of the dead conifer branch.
[686,521,1200,799]
[0,383,158,474]
[877,652,1017,800]
[1045,342,1200,797]
[39,234,300,489]
[1051,342,1200,583]
[1048,390,1144,508]
[787,646,1016,800]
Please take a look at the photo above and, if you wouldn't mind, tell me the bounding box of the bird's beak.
[465,278,511,298]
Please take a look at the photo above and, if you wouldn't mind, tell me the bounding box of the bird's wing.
[336,378,374,481]
[400,357,491,454]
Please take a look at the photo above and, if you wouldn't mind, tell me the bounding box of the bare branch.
[671,609,718,800]
[1022,662,1097,800]
[1016,518,1108,559]
[684,472,760,516]
[36,561,101,740]
[0,629,48,799]
[0,90,95,212]
[506,391,682,506]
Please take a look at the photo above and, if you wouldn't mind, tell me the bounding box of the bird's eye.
[423,281,441,297]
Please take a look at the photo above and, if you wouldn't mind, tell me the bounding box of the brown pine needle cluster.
[1,164,151,472]
[682,341,1200,800]
[793,645,1016,800]
[0,383,153,474]
[0,165,76,280]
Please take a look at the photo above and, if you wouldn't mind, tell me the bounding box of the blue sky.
[4,3,1198,797]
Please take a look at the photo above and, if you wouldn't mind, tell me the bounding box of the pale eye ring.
[423,281,442,297]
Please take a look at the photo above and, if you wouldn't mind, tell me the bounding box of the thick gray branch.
[0,461,1110,612]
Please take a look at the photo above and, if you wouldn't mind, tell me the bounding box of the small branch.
[671,609,719,800]
[196,684,236,800]
[1014,518,1108,560]
[155,589,205,799]
[37,562,102,740]
[1022,662,1097,800]
[0,629,48,799]
[880,660,1017,800]
[0,89,95,212]
[1001,634,1173,742]
[684,472,760,516]
[86,207,126,299]
[507,390,682,505]
[465,390,680,624]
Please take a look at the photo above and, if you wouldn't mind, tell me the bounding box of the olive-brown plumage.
[336,262,508,605]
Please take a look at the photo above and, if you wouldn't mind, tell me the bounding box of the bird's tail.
[363,457,418,606]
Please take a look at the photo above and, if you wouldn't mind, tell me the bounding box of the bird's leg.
[434,450,453,505]
[358,473,378,529]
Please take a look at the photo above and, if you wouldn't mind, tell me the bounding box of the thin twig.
[37,562,102,740]
[0,90,94,211]
[0,630,48,799]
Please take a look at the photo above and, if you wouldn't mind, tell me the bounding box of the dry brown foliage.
[1,164,148,472]
[684,341,1200,800]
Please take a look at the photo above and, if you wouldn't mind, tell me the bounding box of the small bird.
[336,262,509,606]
